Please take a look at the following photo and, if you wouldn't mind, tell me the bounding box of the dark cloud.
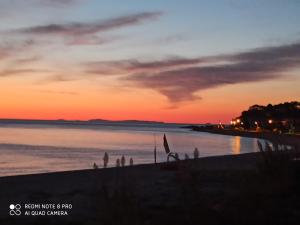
[120,57,205,71]
[123,41,300,102]
[86,57,209,75]
[13,12,162,37]
[6,12,161,46]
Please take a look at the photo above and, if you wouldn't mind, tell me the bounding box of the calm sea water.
[0,122,261,176]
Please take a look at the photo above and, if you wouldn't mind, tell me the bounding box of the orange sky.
[1,1,300,124]
[1,74,299,124]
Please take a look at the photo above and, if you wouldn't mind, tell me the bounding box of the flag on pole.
[163,134,170,154]
[154,134,157,164]
[154,145,157,164]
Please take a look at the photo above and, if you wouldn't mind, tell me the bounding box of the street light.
[254,121,259,131]
[268,119,273,124]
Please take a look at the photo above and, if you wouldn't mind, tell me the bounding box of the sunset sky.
[0,0,300,123]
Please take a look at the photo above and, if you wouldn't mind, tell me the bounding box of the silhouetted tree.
[236,101,300,131]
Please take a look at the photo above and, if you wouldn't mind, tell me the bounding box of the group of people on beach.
[93,152,134,169]
[185,148,199,160]
[115,155,134,167]
[93,147,200,169]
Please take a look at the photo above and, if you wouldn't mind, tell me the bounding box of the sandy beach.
[0,150,299,225]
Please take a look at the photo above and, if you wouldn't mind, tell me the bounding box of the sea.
[0,120,261,176]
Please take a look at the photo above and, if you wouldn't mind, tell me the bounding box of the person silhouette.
[184,153,189,160]
[116,158,120,167]
[130,158,133,166]
[121,155,125,167]
[103,152,109,168]
[194,148,199,159]
[93,162,98,169]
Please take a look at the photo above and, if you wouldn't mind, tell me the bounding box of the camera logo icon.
[9,204,21,216]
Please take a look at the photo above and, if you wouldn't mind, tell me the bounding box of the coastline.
[187,126,300,147]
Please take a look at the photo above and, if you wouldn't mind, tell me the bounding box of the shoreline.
[188,126,300,147]
[0,151,259,179]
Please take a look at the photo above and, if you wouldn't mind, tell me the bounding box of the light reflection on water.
[0,124,261,176]
[231,136,241,155]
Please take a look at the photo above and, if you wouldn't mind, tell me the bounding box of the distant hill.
[0,118,165,125]
[88,119,164,124]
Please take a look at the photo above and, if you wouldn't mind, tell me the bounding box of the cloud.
[0,39,35,60]
[5,11,161,46]
[37,90,78,95]
[13,11,162,37]
[13,56,41,64]
[65,35,117,46]
[0,46,11,59]
[86,57,209,75]
[1,0,80,8]
[123,41,300,103]
[39,0,79,6]
[0,69,49,77]
[37,74,80,84]
[0,0,80,18]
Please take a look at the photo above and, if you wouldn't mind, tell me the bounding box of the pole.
[154,134,157,164]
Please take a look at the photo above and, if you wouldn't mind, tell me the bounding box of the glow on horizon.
[0,1,300,124]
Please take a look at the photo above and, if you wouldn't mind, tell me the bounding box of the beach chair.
[163,134,180,162]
